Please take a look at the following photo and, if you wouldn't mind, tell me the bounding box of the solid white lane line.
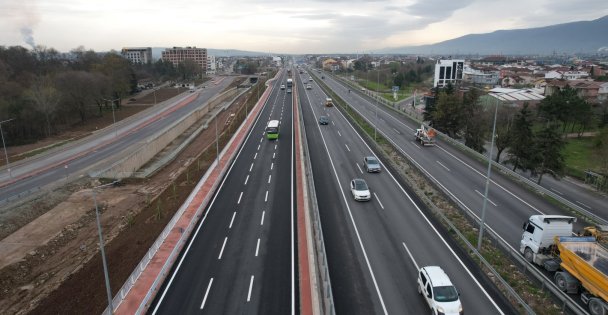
[200,278,214,309]
[345,144,351,152]
[402,243,419,271]
[577,201,592,209]
[254,152,257,159]
[247,275,255,302]
[268,174,272,184]
[218,237,228,259]
[374,193,384,209]
[337,131,342,137]
[265,191,268,202]
[271,162,274,170]
[229,212,236,229]
[237,192,243,204]
[436,161,451,172]
[250,163,254,172]
[244,175,249,185]
[255,238,260,257]
[261,211,265,225]
[475,189,497,207]
[356,163,363,174]
[550,188,563,195]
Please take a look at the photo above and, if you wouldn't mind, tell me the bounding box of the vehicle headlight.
[437,306,445,313]
[459,304,463,314]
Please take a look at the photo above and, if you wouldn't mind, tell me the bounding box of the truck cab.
[520,215,575,265]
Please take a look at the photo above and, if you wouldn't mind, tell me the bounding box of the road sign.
[392,86,399,92]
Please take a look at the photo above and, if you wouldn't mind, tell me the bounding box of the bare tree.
[25,75,61,136]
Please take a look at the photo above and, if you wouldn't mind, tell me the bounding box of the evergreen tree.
[507,103,535,172]
[530,123,565,184]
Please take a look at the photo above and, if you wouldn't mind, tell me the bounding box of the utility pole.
[0,118,14,178]
[477,99,499,251]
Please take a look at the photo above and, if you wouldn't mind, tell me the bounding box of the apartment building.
[161,47,208,70]
[433,59,464,88]
[207,55,216,74]
[121,47,152,64]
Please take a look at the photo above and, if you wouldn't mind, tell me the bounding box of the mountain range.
[383,15,608,55]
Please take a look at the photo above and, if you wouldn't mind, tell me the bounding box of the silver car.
[350,178,371,201]
[363,156,381,173]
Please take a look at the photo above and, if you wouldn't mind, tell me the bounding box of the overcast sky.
[1,0,607,54]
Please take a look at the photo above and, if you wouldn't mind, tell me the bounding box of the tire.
[524,248,534,263]
[555,273,568,292]
[417,283,422,295]
[589,298,606,315]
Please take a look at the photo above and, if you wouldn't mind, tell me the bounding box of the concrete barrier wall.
[92,88,241,179]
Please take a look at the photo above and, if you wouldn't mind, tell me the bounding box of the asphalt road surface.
[297,71,516,315]
[149,70,297,314]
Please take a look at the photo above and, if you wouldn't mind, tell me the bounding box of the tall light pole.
[0,118,14,178]
[477,98,499,251]
[375,67,379,141]
[92,180,119,315]
[102,98,120,138]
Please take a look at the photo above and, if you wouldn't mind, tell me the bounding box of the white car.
[350,178,371,201]
[280,84,285,90]
[417,266,463,315]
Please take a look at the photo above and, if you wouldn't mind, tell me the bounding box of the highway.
[314,70,603,311]
[296,70,516,314]
[0,78,234,202]
[150,70,296,314]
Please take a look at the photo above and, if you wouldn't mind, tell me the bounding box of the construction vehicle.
[325,98,333,107]
[521,215,608,315]
[414,124,436,146]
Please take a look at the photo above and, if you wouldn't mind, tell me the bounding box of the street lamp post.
[375,69,379,141]
[477,98,499,251]
[102,98,120,138]
[92,180,119,315]
[0,118,14,178]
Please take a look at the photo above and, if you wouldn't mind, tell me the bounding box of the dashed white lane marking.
[268,174,272,184]
[345,144,351,152]
[250,163,254,172]
[254,152,257,160]
[255,238,260,257]
[244,175,249,185]
[436,161,451,172]
[374,193,384,209]
[260,210,265,225]
[218,237,228,259]
[260,137,263,143]
[356,163,363,174]
[577,201,592,209]
[402,243,419,271]
[265,191,268,202]
[332,121,335,126]
[474,189,497,207]
[270,162,274,170]
[550,188,563,195]
[247,275,255,302]
[275,144,277,150]
[229,212,236,229]
[257,144,260,151]
[273,152,276,159]
[337,131,342,137]
[411,141,421,148]
[237,192,243,204]
[200,278,214,309]
[392,128,401,134]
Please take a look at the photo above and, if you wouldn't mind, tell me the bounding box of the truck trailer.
[521,215,608,315]
[414,124,436,146]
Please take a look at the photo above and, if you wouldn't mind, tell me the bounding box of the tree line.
[0,45,201,146]
[425,84,608,184]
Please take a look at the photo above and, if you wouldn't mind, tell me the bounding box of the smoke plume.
[20,26,36,49]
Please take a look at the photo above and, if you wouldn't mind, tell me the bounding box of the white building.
[207,55,216,75]
[433,59,464,88]
[121,47,152,64]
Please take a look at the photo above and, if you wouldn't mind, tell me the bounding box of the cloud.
[406,0,474,21]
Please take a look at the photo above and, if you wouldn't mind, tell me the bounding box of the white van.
[417,266,463,315]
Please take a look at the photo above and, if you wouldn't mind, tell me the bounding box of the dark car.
[363,156,381,173]
[318,116,329,125]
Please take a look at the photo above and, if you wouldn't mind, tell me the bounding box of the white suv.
[417,266,463,315]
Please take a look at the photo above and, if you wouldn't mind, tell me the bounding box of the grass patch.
[563,137,598,180]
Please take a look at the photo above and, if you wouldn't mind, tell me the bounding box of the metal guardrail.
[297,80,336,315]
[318,71,590,314]
[103,74,279,315]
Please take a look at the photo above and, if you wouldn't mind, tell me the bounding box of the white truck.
[414,124,436,146]
[521,215,608,315]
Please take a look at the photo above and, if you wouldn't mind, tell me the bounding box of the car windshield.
[433,286,459,302]
[320,117,328,121]
[354,180,368,191]
[366,157,379,166]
